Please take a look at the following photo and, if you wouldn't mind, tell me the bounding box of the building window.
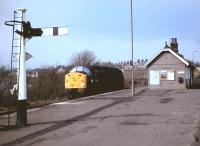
[160,69,174,80]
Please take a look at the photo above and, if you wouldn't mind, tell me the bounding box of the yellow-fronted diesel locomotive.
[65,65,124,97]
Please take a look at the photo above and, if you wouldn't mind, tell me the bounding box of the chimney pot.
[170,38,178,53]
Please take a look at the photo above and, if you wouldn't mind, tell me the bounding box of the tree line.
[0,50,99,107]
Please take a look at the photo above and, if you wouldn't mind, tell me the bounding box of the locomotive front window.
[83,67,91,75]
[70,67,76,72]
[70,66,91,75]
[76,66,84,72]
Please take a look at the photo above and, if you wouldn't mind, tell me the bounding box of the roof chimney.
[170,38,178,53]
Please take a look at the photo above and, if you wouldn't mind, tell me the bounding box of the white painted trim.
[168,49,189,66]
[145,48,189,67]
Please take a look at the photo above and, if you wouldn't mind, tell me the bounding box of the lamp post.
[130,0,135,96]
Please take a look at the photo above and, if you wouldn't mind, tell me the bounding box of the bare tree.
[70,50,97,66]
[0,66,12,106]
[28,65,66,101]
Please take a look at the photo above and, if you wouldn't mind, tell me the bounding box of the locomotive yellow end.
[65,72,87,89]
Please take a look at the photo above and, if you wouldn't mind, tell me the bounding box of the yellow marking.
[65,72,87,89]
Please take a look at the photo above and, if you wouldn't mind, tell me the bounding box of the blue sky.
[1,0,200,68]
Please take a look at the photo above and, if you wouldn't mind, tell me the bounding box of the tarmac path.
[0,88,200,146]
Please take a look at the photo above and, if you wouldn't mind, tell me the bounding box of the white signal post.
[16,8,27,127]
[18,9,27,101]
[5,8,69,128]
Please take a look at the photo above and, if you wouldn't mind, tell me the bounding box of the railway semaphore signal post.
[5,8,69,128]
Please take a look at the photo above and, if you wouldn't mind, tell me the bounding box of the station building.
[145,38,195,90]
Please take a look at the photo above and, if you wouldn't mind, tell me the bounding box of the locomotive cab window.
[70,66,92,75]
[77,66,83,72]
[70,67,77,73]
[83,67,91,75]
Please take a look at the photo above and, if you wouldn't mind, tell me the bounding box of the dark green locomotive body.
[65,65,124,97]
